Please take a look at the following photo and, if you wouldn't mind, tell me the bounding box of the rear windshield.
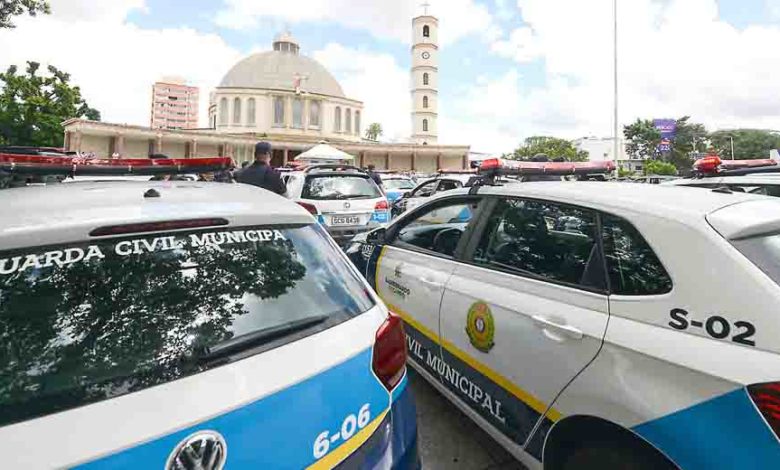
[302,175,381,200]
[0,224,374,427]
[732,233,780,286]
[384,179,415,190]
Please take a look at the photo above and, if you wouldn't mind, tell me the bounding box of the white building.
[573,136,645,172]
[207,32,363,142]
[411,13,438,145]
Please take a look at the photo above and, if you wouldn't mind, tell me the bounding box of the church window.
[345,109,352,134]
[423,73,429,85]
[310,101,321,127]
[233,98,241,125]
[423,96,429,108]
[293,98,303,128]
[273,96,285,126]
[423,119,428,132]
[334,107,342,132]
[247,98,256,125]
[219,98,228,125]
[423,25,430,38]
[355,110,361,135]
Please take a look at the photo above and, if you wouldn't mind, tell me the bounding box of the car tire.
[561,441,674,470]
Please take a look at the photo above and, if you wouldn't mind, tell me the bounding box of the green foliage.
[623,119,661,159]
[0,0,49,28]
[0,62,100,147]
[709,129,780,160]
[617,167,634,178]
[508,136,589,162]
[365,122,383,141]
[644,159,677,176]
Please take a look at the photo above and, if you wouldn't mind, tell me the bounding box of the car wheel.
[561,441,674,470]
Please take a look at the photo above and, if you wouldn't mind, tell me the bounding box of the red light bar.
[0,154,234,176]
[693,156,779,174]
[479,158,615,175]
[90,218,229,236]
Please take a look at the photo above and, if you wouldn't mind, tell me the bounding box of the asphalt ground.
[408,368,528,470]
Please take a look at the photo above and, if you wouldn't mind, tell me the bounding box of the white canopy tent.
[294,142,355,165]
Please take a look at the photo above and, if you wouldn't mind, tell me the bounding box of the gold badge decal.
[465,301,495,353]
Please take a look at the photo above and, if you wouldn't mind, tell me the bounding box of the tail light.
[372,314,407,391]
[374,200,389,211]
[296,201,319,215]
[748,382,780,437]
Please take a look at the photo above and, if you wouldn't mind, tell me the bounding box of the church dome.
[218,35,345,98]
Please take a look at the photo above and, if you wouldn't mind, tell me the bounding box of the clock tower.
[411,7,438,145]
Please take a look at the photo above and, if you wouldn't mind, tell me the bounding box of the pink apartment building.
[150,78,199,130]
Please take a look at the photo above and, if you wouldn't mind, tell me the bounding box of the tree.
[709,129,780,160]
[0,62,100,147]
[0,0,49,28]
[508,136,589,162]
[644,159,677,176]
[668,116,708,173]
[365,122,383,141]
[623,119,661,160]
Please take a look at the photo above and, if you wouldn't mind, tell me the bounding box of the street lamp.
[729,136,735,160]
[613,0,619,170]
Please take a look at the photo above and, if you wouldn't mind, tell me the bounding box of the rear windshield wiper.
[196,315,329,362]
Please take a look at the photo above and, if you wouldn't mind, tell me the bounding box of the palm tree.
[365,123,383,141]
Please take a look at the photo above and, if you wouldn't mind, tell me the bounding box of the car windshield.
[302,175,381,200]
[0,223,374,427]
[384,179,415,190]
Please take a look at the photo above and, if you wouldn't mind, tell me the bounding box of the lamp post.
[613,0,619,171]
[729,136,735,160]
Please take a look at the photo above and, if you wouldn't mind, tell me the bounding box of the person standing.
[366,164,384,193]
[235,142,287,195]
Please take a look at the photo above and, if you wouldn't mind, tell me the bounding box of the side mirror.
[402,191,412,198]
[367,227,387,245]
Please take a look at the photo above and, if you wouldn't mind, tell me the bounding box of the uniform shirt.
[235,161,287,195]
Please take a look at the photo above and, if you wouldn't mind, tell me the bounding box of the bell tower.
[411,4,438,145]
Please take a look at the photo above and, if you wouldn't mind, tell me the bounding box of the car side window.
[392,199,479,257]
[436,180,461,192]
[601,214,672,295]
[473,198,605,289]
[412,181,438,198]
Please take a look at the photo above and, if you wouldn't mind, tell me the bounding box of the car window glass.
[394,200,478,257]
[302,175,381,200]
[601,214,673,295]
[437,180,461,192]
[474,199,604,289]
[0,224,374,427]
[412,181,438,198]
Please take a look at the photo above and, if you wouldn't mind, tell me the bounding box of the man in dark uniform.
[366,164,384,192]
[235,141,287,195]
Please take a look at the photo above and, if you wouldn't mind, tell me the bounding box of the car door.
[368,196,486,382]
[404,180,439,212]
[437,196,610,456]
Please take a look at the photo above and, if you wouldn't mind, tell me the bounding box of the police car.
[348,158,780,469]
[0,153,419,469]
[391,173,478,217]
[668,155,780,196]
[380,174,416,204]
[283,164,390,245]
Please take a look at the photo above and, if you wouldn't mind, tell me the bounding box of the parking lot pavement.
[408,368,528,470]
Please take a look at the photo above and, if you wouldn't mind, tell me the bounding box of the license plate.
[331,215,361,226]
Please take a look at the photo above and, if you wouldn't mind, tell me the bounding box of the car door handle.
[531,316,583,340]
[419,277,443,289]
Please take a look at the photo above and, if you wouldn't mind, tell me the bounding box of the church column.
[359,151,365,168]
[116,134,125,157]
[283,148,289,165]
[411,151,417,171]
[190,140,198,158]
[154,134,163,155]
[462,153,469,170]
[63,131,72,151]
[385,152,391,170]
[436,152,442,170]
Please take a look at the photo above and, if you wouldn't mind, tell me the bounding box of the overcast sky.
[2,0,780,153]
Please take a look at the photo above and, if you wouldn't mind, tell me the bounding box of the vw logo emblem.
[344,201,351,209]
[166,430,227,470]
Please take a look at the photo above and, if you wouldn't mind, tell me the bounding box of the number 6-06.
[313,404,371,459]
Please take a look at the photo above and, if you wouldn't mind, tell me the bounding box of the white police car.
[380,174,416,204]
[0,154,419,469]
[667,155,780,197]
[348,162,780,469]
[283,164,390,245]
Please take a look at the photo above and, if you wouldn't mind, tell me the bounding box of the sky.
[2,0,780,153]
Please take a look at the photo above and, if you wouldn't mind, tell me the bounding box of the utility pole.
[613,0,619,171]
[729,136,735,160]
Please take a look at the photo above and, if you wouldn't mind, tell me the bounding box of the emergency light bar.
[0,153,234,176]
[479,158,616,176]
[693,156,779,175]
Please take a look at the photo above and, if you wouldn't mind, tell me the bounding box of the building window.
[309,101,321,127]
[423,96,429,109]
[273,96,285,126]
[247,98,256,125]
[345,109,352,134]
[219,98,228,125]
[423,119,428,132]
[423,73,429,85]
[233,98,241,125]
[355,110,361,135]
[334,106,342,132]
[293,98,303,128]
[423,25,430,38]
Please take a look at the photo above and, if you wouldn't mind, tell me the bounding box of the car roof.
[436,181,768,219]
[0,181,313,251]
[673,175,780,185]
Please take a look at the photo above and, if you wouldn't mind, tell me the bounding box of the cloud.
[0,1,242,127]
[312,43,410,141]
[216,0,497,45]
